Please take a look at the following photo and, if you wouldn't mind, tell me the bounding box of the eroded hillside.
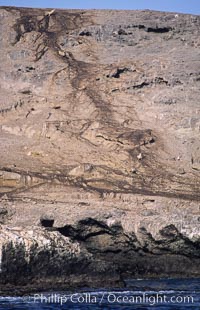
[0,6,199,292]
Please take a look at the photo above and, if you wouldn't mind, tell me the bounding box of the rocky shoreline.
[0,212,199,295]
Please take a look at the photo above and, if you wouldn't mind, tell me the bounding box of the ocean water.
[0,278,199,309]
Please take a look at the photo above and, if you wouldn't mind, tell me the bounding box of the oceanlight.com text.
[30,292,194,306]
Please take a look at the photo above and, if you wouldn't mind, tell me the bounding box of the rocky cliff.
[0,6,200,294]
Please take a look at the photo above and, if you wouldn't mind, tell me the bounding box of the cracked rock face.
[0,6,200,293]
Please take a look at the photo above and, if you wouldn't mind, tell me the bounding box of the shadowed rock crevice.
[56,218,200,259]
[146,26,172,33]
